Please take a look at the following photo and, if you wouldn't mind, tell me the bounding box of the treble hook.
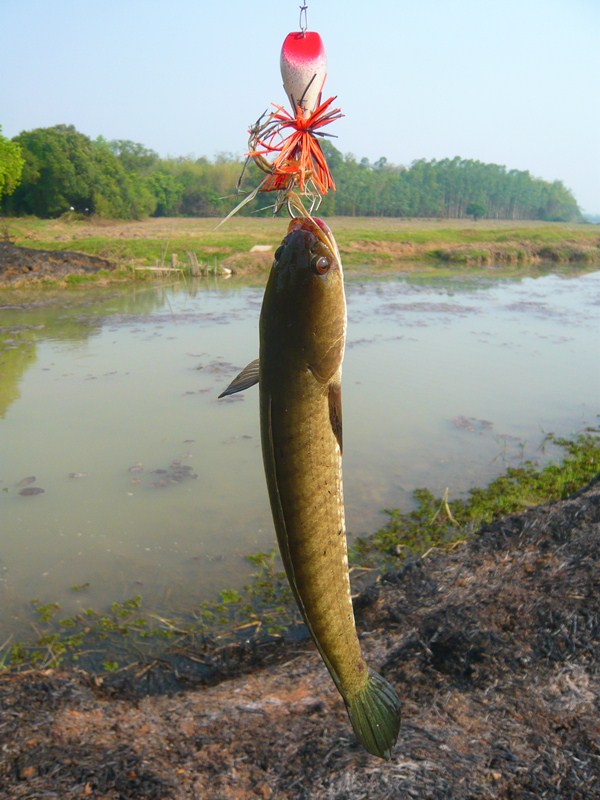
[287,197,298,219]
[299,2,308,35]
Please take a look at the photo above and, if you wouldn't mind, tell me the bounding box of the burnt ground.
[0,241,114,284]
[1,480,599,799]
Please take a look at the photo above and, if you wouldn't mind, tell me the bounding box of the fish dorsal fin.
[218,359,259,398]
[328,380,343,454]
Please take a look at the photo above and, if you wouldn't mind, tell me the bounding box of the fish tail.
[345,671,401,760]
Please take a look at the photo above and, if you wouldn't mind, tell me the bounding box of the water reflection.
[1,270,598,637]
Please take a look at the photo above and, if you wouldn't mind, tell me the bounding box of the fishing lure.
[225,12,343,221]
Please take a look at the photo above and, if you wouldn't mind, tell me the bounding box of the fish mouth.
[287,214,341,267]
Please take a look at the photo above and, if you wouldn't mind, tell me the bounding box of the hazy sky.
[2,0,599,212]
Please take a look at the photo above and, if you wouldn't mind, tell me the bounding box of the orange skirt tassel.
[248,96,343,198]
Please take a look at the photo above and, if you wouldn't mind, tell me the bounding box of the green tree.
[103,138,159,173]
[466,202,486,221]
[538,180,581,222]
[148,170,184,216]
[0,125,24,203]
[4,125,156,218]
[92,138,156,218]
[7,125,99,216]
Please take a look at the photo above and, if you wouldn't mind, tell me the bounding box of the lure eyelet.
[311,255,330,275]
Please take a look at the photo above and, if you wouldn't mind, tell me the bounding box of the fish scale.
[262,375,360,687]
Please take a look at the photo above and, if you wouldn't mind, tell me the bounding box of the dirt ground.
[0,241,115,284]
[1,478,598,799]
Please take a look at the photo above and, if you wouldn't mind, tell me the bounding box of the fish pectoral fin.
[218,359,260,398]
[328,380,343,453]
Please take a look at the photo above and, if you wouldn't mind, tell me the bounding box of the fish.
[220,216,401,759]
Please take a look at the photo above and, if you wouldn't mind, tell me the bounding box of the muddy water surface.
[1,270,599,636]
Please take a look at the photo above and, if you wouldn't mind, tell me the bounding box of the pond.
[1,268,599,638]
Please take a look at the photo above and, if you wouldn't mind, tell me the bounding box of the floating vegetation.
[18,486,45,497]
[451,415,494,434]
[126,457,198,490]
[16,476,36,487]
[150,462,198,489]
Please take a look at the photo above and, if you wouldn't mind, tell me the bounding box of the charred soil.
[0,241,115,285]
[1,480,599,798]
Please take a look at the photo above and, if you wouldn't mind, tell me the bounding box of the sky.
[2,0,599,212]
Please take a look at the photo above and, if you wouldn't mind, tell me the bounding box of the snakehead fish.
[220,216,401,759]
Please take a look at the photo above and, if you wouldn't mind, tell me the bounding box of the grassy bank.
[1,430,598,677]
[3,216,599,277]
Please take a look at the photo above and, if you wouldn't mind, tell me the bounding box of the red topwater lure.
[227,4,343,219]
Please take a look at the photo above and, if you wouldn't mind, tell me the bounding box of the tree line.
[0,124,582,222]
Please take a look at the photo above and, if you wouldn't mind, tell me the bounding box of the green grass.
[351,431,600,565]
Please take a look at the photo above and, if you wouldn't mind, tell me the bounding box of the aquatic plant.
[351,431,600,566]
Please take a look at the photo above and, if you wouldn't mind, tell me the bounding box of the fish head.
[261,216,346,382]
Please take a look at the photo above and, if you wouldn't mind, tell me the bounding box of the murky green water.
[1,270,599,636]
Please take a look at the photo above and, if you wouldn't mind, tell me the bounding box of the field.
[2,215,599,276]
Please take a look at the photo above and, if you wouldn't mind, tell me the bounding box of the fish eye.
[311,255,330,275]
